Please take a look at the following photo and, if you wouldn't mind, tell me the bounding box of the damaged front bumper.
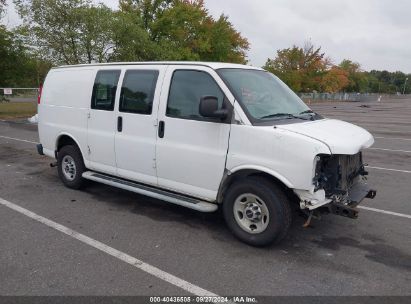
[329,180,376,218]
[294,178,377,219]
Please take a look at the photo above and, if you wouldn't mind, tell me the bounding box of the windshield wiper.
[260,113,311,121]
[260,113,294,119]
[298,109,320,121]
[299,109,315,115]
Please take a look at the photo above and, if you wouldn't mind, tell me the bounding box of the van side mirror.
[199,96,228,119]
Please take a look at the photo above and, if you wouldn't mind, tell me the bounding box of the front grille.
[314,153,364,197]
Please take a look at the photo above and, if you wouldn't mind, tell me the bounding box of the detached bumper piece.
[330,181,376,219]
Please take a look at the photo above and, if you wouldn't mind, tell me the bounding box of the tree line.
[1,0,249,87]
[1,0,410,94]
[263,43,411,94]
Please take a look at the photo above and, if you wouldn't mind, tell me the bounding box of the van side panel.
[38,68,95,162]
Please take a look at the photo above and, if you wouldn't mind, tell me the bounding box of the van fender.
[216,165,295,203]
[55,132,87,162]
[228,165,294,188]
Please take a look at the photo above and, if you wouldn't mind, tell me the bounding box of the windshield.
[218,69,311,123]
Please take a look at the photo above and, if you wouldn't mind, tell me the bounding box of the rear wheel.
[57,145,86,189]
[223,177,292,246]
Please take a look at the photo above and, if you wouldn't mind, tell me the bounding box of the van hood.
[277,118,374,155]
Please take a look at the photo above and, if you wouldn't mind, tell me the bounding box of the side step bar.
[82,171,218,213]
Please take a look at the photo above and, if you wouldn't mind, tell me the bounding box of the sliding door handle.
[117,116,123,132]
[158,120,165,138]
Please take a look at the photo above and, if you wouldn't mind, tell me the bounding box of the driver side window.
[166,70,224,121]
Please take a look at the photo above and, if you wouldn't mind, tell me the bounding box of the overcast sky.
[3,0,411,73]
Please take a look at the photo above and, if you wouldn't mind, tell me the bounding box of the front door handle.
[117,116,123,132]
[158,120,165,138]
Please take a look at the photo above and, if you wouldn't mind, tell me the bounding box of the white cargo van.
[37,62,376,246]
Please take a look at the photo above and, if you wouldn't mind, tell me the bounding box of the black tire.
[223,177,292,247]
[57,145,86,189]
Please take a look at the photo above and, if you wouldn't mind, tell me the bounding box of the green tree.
[14,0,116,64]
[109,10,162,61]
[0,25,23,86]
[201,14,249,63]
[13,0,249,64]
[264,42,330,92]
[118,0,249,63]
[77,5,116,63]
[119,0,173,40]
[0,25,50,87]
[0,0,6,16]
[391,71,408,94]
[367,70,410,94]
[338,59,368,92]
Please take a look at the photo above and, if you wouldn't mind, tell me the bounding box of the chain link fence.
[299,92,379,102]
[299,92,411,103]
[0,88,39,103]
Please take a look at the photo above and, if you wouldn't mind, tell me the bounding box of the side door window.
[91,70,121,111]
[166,70,224,121]
[87,69,121,174]
[114,69,161,185]
[119,70,159,115]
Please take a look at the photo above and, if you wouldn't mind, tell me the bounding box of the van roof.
[53,61,264,71]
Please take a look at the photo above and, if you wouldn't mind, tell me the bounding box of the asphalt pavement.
[0,98,410,297]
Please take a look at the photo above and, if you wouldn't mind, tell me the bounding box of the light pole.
[403,77,408,95]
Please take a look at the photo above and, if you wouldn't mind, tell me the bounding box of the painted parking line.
[368,147,411,153]
[358,206,411,219]
[0,135,39,145]
[0,197,218,297]
[367,166,411,174]
[374,136,411,141]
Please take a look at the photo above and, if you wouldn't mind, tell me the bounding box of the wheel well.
[56,135,81,159]
[217,169,299,205]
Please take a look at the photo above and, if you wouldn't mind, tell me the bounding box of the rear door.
[114,66,165,186]
[87,69,121,175]
[155,66,232,201]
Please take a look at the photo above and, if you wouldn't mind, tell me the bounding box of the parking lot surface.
[0,98,410,296]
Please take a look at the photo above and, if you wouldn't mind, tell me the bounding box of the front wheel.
[57,145,86,189]
[223,177,292,246]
